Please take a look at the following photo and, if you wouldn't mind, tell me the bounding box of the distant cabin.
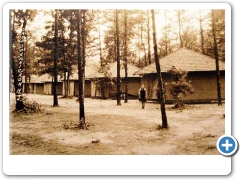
[19,62,99,97]
[71,63,99,97]
[135,48,225,103]
[89,61,141,99]
[42,74,63,95]
[21,74,63,95]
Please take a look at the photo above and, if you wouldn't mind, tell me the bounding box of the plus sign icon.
[217,135,238,156]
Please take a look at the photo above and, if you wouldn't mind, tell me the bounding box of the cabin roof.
[135,48,225,75]
[89,60,141,79]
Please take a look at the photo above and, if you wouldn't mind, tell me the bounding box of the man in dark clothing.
[138,85,147,109]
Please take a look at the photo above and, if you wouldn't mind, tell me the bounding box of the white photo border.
[3,2,231,175]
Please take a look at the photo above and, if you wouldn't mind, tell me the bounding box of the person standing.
[138,85,147,109]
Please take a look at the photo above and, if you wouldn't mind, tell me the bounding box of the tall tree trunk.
[11,49,18,94]
[77,10,85,127]
[164,10,168,56]
[62,29,68,98]
[15,18,27,111]
[24,74,27,93]
[53,10,59,106]
[98,14,103,68]
[24,34,28,93]
[10,10,18,95]
[67,72,70,96]
[177,10,183,48]
[60,14,68,98]
[9,10,12,94]
[124,10,128,103]
[64,71,67,97]
[147,10,151,65]
[81,10,87,124]
[140,21,147,67]
[116,10,121,106]
[151,9,168,129]
[51,77,54,95]
[199,11,205,54]
[138,22,141,67]
[98,19,105,100]
[200,25,204,54]
[113,12,117,63]
[211,10,222,106]
[143,45,147,66]
[67,12,74,97]
[101,80,105,99]
[28,76,31,94]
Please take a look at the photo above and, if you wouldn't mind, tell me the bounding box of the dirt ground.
[9,93,225,155]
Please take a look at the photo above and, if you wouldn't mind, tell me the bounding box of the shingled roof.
[22,62,99,83]
[22,74,54,83]
[89,60,140,78]
[69,62,99,80]
[135,48,225,75]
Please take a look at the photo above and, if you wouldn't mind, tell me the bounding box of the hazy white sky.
[27,10,53,41]
[27,9,211,43]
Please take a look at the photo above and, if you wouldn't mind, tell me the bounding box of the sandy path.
[9,93,225,155]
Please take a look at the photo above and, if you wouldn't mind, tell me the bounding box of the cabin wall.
[44,82,52,95]
[22,83,31,94]
[44,82,63,95]
[62,80,74,96]
[90,77,141,99]
[36,84,44,94]
[141,71,225,103]
[74,80,91,97]
[90,80,109,98]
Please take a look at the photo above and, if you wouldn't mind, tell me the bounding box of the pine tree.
[53,9,59,107]
[151,9,168,129]
[116,10,121,106]
[211,10,222,106]
[123,10,128,103]
[13,10,36,110]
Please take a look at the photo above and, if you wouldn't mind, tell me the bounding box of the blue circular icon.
[217,135,238,156]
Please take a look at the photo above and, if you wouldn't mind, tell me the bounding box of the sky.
[26,10,53,41]
[26,9,211,44]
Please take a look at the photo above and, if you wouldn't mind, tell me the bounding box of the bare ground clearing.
[9,93,225,155]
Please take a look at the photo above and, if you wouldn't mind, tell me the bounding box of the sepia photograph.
[8,7,226,156]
